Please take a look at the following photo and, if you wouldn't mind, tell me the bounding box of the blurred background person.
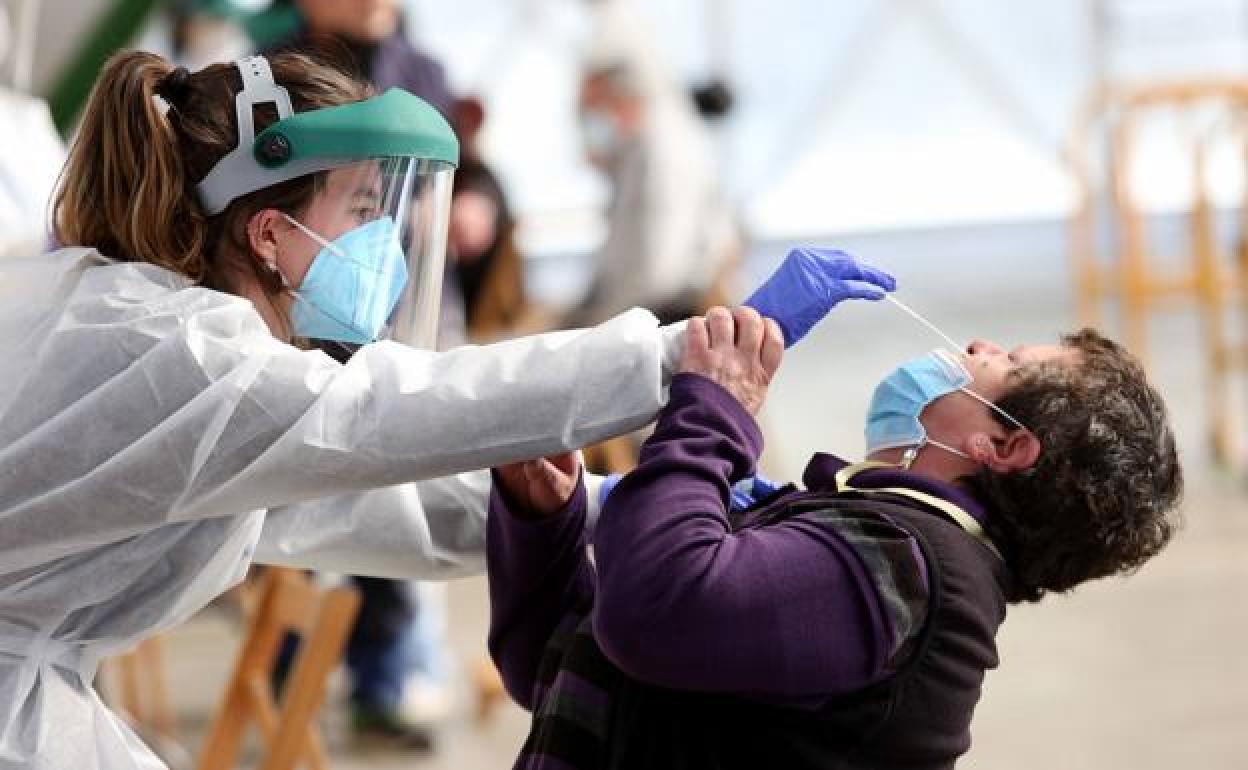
[271,0,452,115]
[165,0,254,71]
[450,94,534,341]
[567,37,741,327]
[0,0,64,258]
[564,2,744,475]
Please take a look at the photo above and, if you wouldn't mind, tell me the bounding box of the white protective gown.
[0,248,684,769]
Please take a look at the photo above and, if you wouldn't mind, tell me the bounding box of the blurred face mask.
[280,213,409,343]
[580,110,619,161]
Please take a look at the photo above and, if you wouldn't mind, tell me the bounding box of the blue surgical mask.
[865,349,1025,468]
[281,214,409,343]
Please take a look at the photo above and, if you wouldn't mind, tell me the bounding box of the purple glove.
[745,248,896,347]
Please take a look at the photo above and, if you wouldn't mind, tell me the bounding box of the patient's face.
[961,339,1075,399]
[921,340,1077,437]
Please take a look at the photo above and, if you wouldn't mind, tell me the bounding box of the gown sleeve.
[0,268,685,572]
[253,470,492,579]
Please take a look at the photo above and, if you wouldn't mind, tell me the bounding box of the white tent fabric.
[409,0,1248,241]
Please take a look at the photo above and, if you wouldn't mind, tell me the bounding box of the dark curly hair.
[969,329,1183,603]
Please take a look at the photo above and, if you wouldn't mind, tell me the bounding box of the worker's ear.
[967,429,1040,473]
[247,208,287,267]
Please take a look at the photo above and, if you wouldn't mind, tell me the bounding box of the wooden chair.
[1068,78,1248,463]
[196,568,361,770]
[102,636,179,750]
[1190,113,1248,462]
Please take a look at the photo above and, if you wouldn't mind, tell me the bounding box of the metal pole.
[703,0,733,175]
[10,0,40,93]
[1091,0,1110,96]
[705,0,729,80]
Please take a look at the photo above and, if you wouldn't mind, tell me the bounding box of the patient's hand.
[679,306,784,416]
[495,452,582,518]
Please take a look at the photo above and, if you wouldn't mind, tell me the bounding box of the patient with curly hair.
[487,296,1183,770]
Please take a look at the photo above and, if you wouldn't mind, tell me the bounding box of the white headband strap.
[195,56,349,215]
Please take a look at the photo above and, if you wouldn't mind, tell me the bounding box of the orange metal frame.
[1068,78,1248,464]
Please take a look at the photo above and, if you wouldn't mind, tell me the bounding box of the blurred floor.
[154,249,1247,769]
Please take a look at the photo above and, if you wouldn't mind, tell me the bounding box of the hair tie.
[156,66,193,107]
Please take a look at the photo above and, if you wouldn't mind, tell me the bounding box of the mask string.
[901,438,969,469]
[926,437,971,460]
[282,212,347,258]
[884,294,1030,433]
[959,386,1026,430]
[270,264,293,290]
[884,294,965,355]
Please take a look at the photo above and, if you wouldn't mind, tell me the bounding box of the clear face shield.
[388,159,454,348]
[281,157,454,348]
[194,56,460,349]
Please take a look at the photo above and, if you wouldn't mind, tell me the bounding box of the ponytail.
[52,51,209,279]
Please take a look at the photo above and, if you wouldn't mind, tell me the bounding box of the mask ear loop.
[282,212,347,259]
[926,437,972,460]
[901,437,972,470]
[958,386,1026,431]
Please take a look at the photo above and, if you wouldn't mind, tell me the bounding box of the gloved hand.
[745,248,896,347]
[599,473,624,507]
[601,472,783,512]
[730,474,784,510]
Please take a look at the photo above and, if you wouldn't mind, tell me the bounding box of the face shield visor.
[195,56,459,348]
[276,157,453,347]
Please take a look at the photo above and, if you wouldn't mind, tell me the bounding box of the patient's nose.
[967,339,1006,356]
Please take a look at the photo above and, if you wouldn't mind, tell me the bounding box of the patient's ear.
[967,429,1040,473]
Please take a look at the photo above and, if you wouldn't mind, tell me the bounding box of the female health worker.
[0,51,892,768]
